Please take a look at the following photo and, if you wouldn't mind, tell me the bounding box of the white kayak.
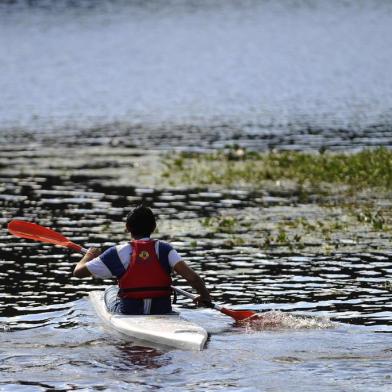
[89,291,208,351]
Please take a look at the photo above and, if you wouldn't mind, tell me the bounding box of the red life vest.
[118,240,172,299]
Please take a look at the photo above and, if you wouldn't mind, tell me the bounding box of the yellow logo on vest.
[138,250,150,260]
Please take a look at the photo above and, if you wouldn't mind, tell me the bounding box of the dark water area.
[1,1,392,391]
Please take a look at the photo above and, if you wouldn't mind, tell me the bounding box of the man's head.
[126,205,156,238]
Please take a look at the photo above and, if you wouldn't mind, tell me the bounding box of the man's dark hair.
[126,205,156,237]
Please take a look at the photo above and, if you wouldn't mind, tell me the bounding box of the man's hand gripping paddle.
[172,286,260,323]
[7,220,88,254]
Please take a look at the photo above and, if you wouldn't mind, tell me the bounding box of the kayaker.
[73,205,212,315]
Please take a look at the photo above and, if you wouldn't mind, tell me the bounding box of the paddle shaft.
[171,285,222,311]
[171,285,259,321]
[68,243,88,253]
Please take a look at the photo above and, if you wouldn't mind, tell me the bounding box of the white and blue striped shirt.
[86,239,182,279]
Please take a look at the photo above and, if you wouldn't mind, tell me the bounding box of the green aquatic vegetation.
[101,222,112,233]
[197,206,392,253]
[276,228,288,243]
[224,236,245,247]
[190,240,198,248]
[339,202,392,232]
[283,217,347,235]
[355,208,386,231]
[261,228,304,250]
[163,147,392,190]
[384,280,392,292]
[201,215,239,233]
[187,146,392,252]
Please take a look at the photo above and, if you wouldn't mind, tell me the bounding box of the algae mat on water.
[162,147,392,190]
[161,147,392,253]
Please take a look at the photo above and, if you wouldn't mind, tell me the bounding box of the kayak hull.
[89,291,208,351]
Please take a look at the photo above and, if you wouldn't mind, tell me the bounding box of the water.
[1,0,392,146]
[1,0,392,391]
[1,151,392,390]
[1,303,391,391]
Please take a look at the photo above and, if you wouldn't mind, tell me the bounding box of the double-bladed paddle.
[8,219,260,322]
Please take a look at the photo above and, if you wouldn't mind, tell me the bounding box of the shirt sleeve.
[86,246,127,279]
[157,241,182,271]
[86,256,113,278]
[168,248,182,268]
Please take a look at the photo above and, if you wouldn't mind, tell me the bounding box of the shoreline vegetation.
[162,147,392,252]
[163,146,392,190]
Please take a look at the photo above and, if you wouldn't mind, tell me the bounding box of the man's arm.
[73,247,101,278]
[173,261,211,306]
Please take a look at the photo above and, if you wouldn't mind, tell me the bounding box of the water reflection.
[115,344,168,369]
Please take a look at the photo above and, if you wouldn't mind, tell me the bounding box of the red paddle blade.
[7,220,82,252]
[220,307,260,322]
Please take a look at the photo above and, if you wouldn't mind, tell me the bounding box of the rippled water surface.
[1,0,392,391]
[1,301,391,392]
[1,0,392,147]
[1,142,392,391]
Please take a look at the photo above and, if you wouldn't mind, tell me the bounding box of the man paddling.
[73,205,211,315]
